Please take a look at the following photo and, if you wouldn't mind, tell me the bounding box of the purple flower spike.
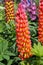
[20,0,37,21]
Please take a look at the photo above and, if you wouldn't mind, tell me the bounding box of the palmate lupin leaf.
[29,21,38,43]
[0,37,15,61]
[31,42,43,57]
[1,20,16,47]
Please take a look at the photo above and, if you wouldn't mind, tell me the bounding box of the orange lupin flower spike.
[38,0,43,44]
[4,0,14,22]
[15,4,32,60]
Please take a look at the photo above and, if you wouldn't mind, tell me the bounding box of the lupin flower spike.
[15,3,32,60]
[38,0,43,44]
[29,0,36,20]
[4,0,14,22]
[20,0,36,21]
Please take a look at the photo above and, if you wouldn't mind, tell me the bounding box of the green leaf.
[0,37,8,53]
[5,23,10,30]
[40,60,43,65]
[31,42,43,57]
[19,61,25,65]
[0,23,4,32]
[3,55,10,61]
[0,41,2,53]
[0,62,5,65]
[0,6,5,10]
[12,38,16,41]
[12,43,16,52]
[27,63,29,65]
[0,55,3,61]
[5,51,15,56]
[0,10,5,20]
[2,40,8,52]
[7,59,13,65]
[14,57,21,62]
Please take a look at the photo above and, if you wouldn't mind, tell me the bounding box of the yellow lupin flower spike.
[4,0,15,22]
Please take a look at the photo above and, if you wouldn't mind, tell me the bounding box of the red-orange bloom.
[38,0,43,44]
[15,4,32,60]
[4,0,14,22]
